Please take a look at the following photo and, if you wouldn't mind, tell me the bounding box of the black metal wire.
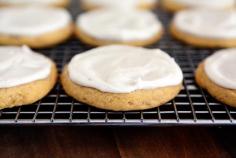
[0,0,236,126]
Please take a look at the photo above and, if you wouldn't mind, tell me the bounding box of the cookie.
[162,0,235,12]
[0,46,57,110]
[0,7,73,48]
[0,0,69,8]
[61,45,183,111]
[80,0,158,11]
[75,9,163,47]
[170,9,236,48]
[195,49,236,107]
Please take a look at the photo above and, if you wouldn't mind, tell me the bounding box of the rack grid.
[0,1,236,126]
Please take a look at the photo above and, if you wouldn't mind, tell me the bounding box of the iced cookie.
[76,9,163,46]
[0,0,69,8]
[0,6,73,48]
[170,9,236,48]
[195,48,236,107]
[162,0,235,12]
[0,46,57,110]
[80,0,158,10]
[61,45,183,111]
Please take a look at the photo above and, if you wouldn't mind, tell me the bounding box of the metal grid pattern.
[0,1,236,126]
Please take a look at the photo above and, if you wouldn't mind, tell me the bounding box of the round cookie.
[80,0,158,11]
[0,0,69,8]
[61,45,183,111]
[0,46,57,110]
[75,9,163,47]
[162,0,235,12]
[170,9,236,48]
[0,7,73,48]
[195,49,236,107]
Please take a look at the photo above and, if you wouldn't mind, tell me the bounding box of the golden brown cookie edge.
[170,23,236,48]
[161,0,186,12]
[0,61,58,110]
[195,63,236,107]
[80,0,158,11]
[0,23,73,49]
[0,0,69,8]
[61,66,182,111]
[75,26,164,47]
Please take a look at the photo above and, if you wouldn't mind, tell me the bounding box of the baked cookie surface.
[195,49,236,107]
[170,9,236,48]
[61,45,183,111]
[0,7,73,48]
[76,9,163,47]
[0,46,57,110]
[162,0,235,12]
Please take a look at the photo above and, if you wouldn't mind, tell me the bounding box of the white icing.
[82,0,157,9]
[68,45,183,93]
[0,7,71,37]
[172,0,235,9]
[0,46,51,88]
[205,48,236,90]
[174,9,236,39]
[0,0,64,5]
[77,9,162,42]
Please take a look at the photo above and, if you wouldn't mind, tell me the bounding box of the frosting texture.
[77,9,162,42]
[172,0,235,9]
[205,48,236,90]
[68,45,183,93]
[174,9,236,39]
[82,0,157,9]
[0,7,71,36]
[0,46,51,88]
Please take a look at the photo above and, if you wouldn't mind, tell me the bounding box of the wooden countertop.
[0,127,235,158]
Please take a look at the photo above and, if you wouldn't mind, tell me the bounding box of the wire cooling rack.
[0,1,236,126]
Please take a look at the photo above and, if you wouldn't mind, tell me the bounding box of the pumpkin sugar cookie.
[76,9,163,47]
[170,9,236,48]
[195,48,236,107]
[61,45,183,111]
[0,0,69,8]
[0,6,73,48]
[80,0,158,11]
[0,46,57,110]
[162,0,235,12]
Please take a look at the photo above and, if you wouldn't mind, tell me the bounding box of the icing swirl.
[173,9,236,39]
[0,46,51,88]
[77,9,162,42]
[205,48,236,90]
[68,45,183,93]
[0,6,71,37]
